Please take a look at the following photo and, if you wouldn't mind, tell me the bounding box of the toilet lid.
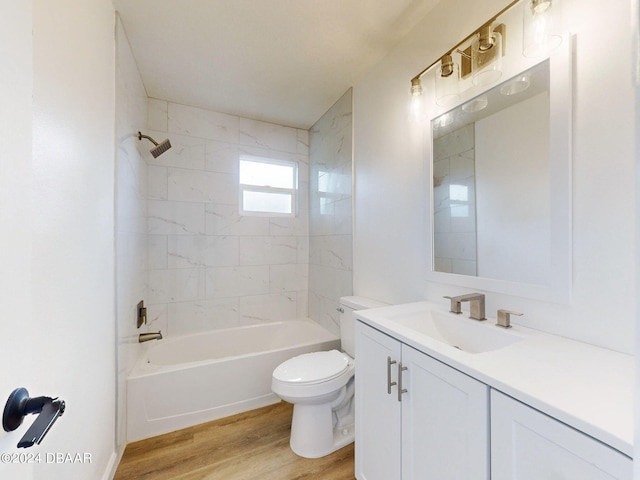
[273,350,350,384]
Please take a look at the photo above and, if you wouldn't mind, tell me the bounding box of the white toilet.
[271,296,387,458]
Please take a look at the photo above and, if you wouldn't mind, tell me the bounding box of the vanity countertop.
[355,301,634,457]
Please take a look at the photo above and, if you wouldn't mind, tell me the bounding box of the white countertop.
[355,301,634,457]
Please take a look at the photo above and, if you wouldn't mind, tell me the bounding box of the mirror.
[432,61,549,283]
[427,40,572,304]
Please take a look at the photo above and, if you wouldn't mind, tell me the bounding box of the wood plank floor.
[114,402,355,480]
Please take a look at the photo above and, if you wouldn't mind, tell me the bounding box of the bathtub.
[126,320,340,442]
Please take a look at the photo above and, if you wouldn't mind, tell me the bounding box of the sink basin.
[387,309,523,354]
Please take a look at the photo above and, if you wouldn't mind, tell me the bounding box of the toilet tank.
[339,296,388,357]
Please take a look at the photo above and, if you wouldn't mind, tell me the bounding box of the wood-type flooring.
[114,402,355,480]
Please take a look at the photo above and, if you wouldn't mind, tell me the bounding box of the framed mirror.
[426,38,572,303]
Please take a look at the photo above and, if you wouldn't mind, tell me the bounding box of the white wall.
[145,100,310,336]
[354,0,635,354]
[115,15,148,457]
[309,89,354,334]
[0,1,117,479]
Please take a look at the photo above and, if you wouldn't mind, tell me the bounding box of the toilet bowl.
[272,349,355,458]
[271,296,387,458]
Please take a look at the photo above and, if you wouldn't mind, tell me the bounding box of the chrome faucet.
[139,331,162,343]
[496,309,523,329]
[443,293,486,321]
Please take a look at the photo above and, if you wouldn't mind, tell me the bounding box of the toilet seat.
[273,350,350,385]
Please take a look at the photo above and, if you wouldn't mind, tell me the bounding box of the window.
[239,156,298,216]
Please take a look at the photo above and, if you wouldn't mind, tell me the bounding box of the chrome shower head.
[137,131,172,158]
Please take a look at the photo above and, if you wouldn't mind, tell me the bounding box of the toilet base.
[289,402,354,458]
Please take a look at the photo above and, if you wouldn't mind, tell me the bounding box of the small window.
[239,156,298,216]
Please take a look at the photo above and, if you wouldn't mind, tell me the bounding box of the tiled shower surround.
[115,16,148,451]
[309,90,353,334]
[116,22,352,448]
[432,123,477,276]
[145,100,311,336]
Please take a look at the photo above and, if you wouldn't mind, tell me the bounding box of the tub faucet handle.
[137,300,147,328]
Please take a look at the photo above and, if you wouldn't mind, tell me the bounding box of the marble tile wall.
[432,124,477,275]
[115,16,148,452]
[146,99,310,336]
[308,89,354,335]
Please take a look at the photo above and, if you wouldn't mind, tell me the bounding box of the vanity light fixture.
[471,23,503,86]
[408,0,520,117]
[408,0,564,117]
[523,0,562,57]
[435,53,461,106]
[408,77,426,122]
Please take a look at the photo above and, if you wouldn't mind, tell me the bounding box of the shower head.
[137,131,172,158]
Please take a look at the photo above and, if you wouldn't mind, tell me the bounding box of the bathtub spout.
[139,331,162,343]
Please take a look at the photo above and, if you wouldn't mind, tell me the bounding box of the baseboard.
[101,445,125,480]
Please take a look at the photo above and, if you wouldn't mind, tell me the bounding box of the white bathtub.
[126,320,340,442]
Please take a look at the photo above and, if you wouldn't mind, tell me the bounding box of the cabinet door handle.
[386,356,397,394]
[397,362,408,402]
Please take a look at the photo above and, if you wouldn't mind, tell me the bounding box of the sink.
[386,309,523,354]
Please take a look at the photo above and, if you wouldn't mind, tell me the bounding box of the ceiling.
[113,0,440,129]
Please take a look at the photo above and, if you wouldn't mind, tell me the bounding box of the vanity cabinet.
[355,321,401,480]
[491,390,632,480]
[355,321,489,480]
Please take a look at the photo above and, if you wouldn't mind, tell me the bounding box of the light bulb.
[532,0,551,14]
[523,0,562,57]
[436,54,461,107]
[472,30,502,86]
[409,78,426,122]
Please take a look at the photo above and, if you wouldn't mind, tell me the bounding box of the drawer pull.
[386,356,397,394]
[397,362,408,402]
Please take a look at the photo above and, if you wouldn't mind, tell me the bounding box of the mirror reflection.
[432,60,550,285]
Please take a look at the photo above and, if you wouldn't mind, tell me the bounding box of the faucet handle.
[443,296,462,314]
[496,309,523,329]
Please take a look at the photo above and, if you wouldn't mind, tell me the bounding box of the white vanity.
[354,301,633,480]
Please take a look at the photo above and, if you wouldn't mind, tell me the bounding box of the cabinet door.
[355,321,402,480]
[401,345,489,480]
[491,390,632,480]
